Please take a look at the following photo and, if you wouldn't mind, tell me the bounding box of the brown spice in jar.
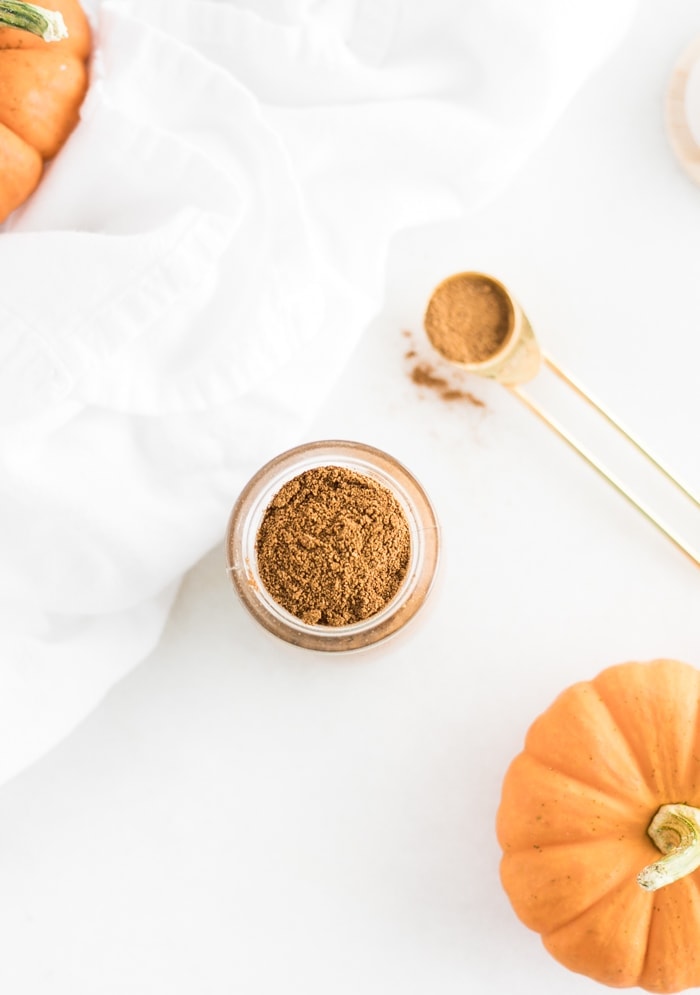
[255,465,411,626]
[424,273,512,364]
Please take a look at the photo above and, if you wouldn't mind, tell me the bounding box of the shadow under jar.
[226,440,440,653]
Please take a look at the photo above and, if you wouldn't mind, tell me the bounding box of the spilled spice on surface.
[410,361,485,406]
[424,273,512,364]
[402,329,486,407]
[256,465,411,626]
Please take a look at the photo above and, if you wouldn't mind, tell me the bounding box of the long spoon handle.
[543,351,700,510]
[508,383,700,570]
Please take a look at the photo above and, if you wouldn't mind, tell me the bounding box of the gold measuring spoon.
[424,271,700,569]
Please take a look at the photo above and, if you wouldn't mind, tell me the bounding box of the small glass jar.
[225,440,440,653]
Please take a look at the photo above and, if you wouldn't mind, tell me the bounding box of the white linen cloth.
[0,0,636,785]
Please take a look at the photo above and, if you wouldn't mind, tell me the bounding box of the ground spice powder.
[424,273,512,364]
[409,358,485,406]
[401,329,487,407]
[255,465,411,626]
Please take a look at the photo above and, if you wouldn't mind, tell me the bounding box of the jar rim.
[225,440,440,652]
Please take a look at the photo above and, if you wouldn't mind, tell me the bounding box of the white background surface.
[1,2,699,992]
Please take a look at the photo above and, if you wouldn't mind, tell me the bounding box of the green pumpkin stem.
[0,1,68,40]
[637,803,700,891]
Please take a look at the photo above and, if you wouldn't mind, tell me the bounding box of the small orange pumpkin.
[497,658,700,993]
[0,0,91,223]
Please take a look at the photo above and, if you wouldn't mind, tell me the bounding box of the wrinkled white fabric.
[0,0,636,784]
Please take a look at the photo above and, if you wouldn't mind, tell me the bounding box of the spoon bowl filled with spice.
[424,271,541,386]
[226,440,440,653]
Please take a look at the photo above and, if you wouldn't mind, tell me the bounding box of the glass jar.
[225,439,440,653]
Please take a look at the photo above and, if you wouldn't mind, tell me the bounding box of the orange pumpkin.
[497,658,700,993]
[0,0,90,223]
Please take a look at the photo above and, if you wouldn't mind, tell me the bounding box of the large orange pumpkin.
[497,658,700,993]
[0,0,91,223]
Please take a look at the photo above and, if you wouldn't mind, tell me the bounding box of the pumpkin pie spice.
[424,272,512,364]
[402,329,486,407]
[256,465,411,626]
